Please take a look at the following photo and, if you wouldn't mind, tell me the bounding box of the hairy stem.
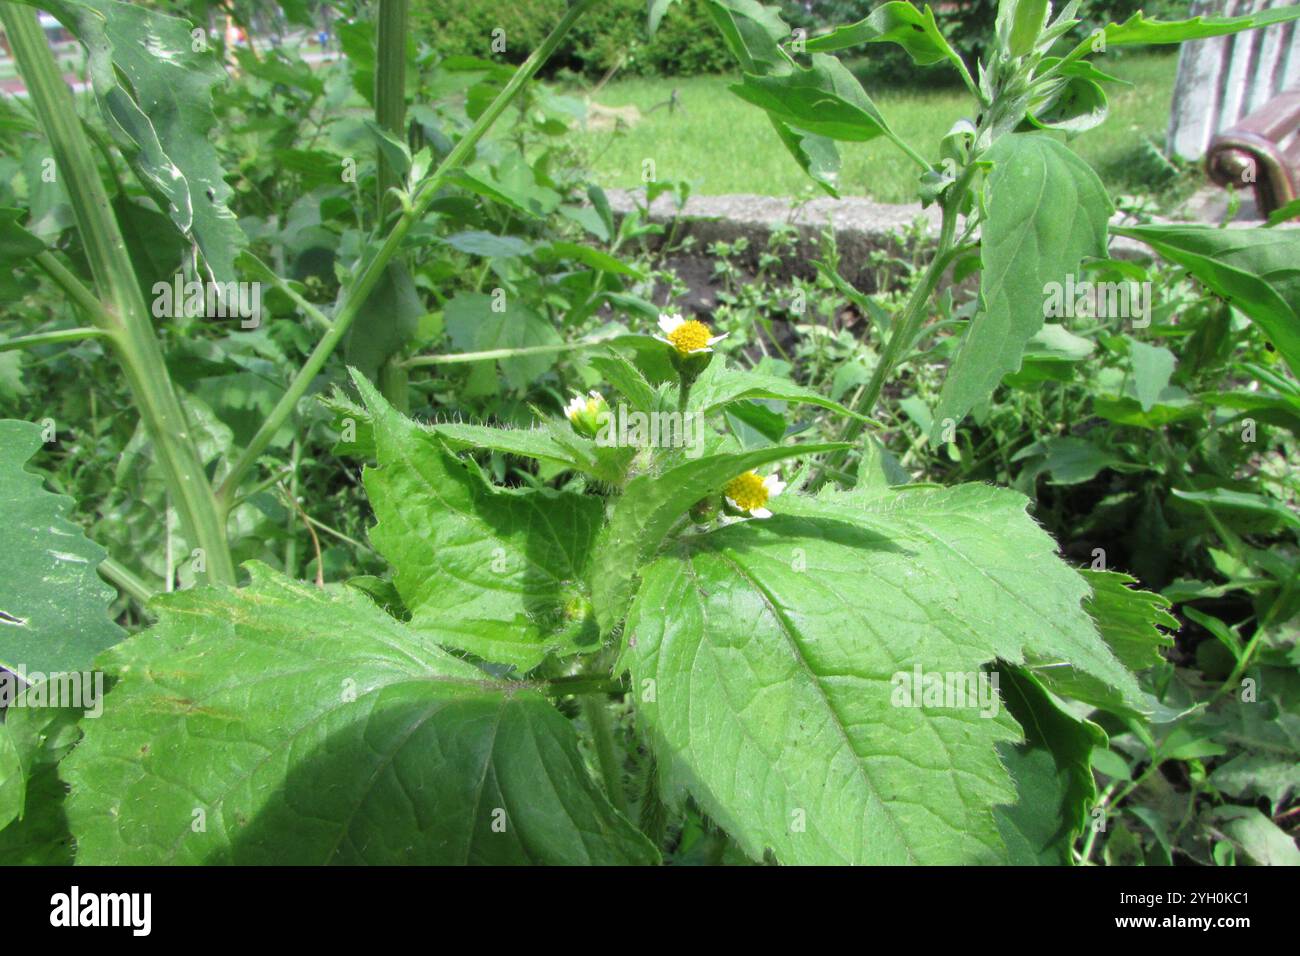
[2,3,235,584]
[581,695,629,815]
[374,0,408,215]
[810,173,971,490]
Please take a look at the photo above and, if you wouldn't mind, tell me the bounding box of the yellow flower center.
[724,471,769,512]
[667,319,712,355]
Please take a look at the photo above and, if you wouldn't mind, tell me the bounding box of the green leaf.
[1211,806,1300,866]
[685,360,873,422]
[452,158,561,219]
[442,231,536,259]
[38,0,247,286]
[591,441,848,636]
[995,666,1106,865]
[1080,570,1176,672]
[62,564,659,864]
[0,722,21,832]
[805,2,958,67]
[626,483,1140,863]
[1069,7,1300,55]
[1113,224,1300,373]
[1008,0,1049,57]
[435,421,587,471]
[703,0,793,74]
[1025,570,1176,718]
[443,291,563,390]
[648,0,682,37]
[345,261,422,383]
[1029,75,1108,134]
[354,375,603,671]
[362,118,413,180]
[0,420,124,678]
[322,388,598,476]
[0,703,82,864]
[1129,340,1177,412]
[768,117,842,197]
[1024,436,1119,485]
[0,207,45,265]
[700,2,844,194]
[934,134,1111,437]
[534,241,646,279]
[589,352,659,414]
[1266,198,1300,227]
[730,54,895,143]
[1211,753,1300,809]
[1172,487,1300,532]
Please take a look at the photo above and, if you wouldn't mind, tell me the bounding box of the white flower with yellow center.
[723,470,785,519]
[655,312,727,356]
[563,390,608,437]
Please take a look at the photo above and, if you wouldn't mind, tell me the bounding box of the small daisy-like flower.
[655,312,727,356]
[563,390,608,437]
[723,470,786,519]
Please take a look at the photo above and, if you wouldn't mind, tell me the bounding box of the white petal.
[688,346,714,354]
[707,333,729,345]
[724,496,740,511]
[658,313,684,334]
[763,475,786,497]
[750,507,772,519]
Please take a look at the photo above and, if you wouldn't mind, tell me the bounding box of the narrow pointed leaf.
[805,2,957,66]
[934,134,1111,436]
[1113,223,1300,373]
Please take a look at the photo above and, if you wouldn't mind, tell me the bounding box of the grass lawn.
[572,50,1183,203]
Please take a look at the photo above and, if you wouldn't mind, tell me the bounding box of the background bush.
[412,0,733,78]
[413,1,1194,80]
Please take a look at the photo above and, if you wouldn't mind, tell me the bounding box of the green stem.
[0,326,107,352]
[216,0,596,507]
[883,129,931,172]
[541,675,628,697]
[581,695,629,815]
[1076,780,1116,865]
[2,2,235,585]
[33,251,115,327]
[250,258,333,332]
[402,337,619,367]
[374,0,410,409]
[374,0,408,216]
[98,556,158,607]
[856,177,969,423]
[809,177,969,490]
